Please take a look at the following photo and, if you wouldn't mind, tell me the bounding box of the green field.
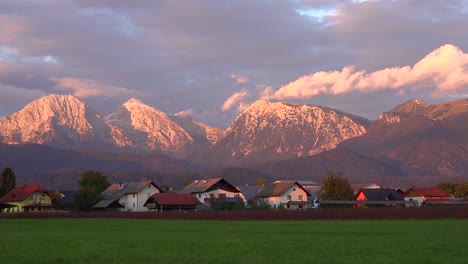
[0,219,466,263]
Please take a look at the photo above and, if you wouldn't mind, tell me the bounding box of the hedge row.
[1,206,467,220]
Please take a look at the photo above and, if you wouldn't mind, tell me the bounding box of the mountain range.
[0,94,466,189]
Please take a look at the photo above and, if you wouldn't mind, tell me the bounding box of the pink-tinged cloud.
[222,89,250,112]
[267,44,468,99]
[230,73,250,85]
[50,77,130,98]
[0,16,27,44]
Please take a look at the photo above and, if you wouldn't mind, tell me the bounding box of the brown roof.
[181,178,240,194]
[101,181,162,201]
[256,181,311,198]
[0,185,54,203]
[144,193,201,206]
[405,187,451,198]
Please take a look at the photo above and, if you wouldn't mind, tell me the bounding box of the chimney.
[118,183,123,190]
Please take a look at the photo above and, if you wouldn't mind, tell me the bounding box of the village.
[1,173,466,214]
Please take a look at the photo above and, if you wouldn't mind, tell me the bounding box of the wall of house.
[2,192,53,213]
[404,197,424,207]
[265,185,309,209]
[118,184,160,212]
[194,189,240,204]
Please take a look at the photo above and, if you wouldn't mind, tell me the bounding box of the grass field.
[0,219,467,263]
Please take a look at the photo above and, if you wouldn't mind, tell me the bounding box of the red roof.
[405,187,451,198]
[144,193,201,206]
[0,185,54,203]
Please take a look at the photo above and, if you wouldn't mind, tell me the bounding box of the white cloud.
[50,77,131,99]
[221,89,250,112]
[230,74,250,85]
[267,44,468,100]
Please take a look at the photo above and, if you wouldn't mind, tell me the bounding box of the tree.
[436,182,456,195]
[318,171,354,205]
[0,167,16,197]
[454,183,468,200]
[255,177,266,187]
[74,170,110,211]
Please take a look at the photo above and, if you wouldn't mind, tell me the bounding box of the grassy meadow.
[0,219,466,263]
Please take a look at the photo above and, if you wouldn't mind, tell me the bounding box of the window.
[298,195,303,201]
[219,193,226,199]
[198,194,201,198]
[133,194,136,198]
[287,195,291,201]
[133,203,135,208]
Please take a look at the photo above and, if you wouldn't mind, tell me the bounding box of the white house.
[180,178,242,204]
[93,181,163,212]
[255,181,311,210]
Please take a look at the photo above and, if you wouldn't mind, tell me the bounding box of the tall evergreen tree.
[0,167,16,197]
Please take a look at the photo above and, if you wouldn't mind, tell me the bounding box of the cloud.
[267,44,468,100]
[50,77,131,99]
[230,74,250,85]
[221,89,250,112]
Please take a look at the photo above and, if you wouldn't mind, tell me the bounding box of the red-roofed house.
[144,193,201,211]
[0,185,58,213]
[404,187,452,207]
[255,181,311,210]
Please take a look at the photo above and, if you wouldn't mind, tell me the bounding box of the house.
[237,185,263,207]
[93,181,163,212]
[144,193,201,211]
[354,188,404,208]
[255,181,311,209]
[0,185,59,213]
[404,187,452,207]
[274,180,321,208]
[180,178,242,204]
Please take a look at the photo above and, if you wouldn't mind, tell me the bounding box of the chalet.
[180,178,242,204]
[404,187,452,207]
[0,185,59,213]
[354,188,404,208]
[255,181,311,210]
[93,181,163,212]
[144,193,201,211]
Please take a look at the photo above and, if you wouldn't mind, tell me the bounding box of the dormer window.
[10,193,16,199]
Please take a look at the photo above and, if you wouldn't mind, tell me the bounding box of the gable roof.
[92,199,124,209]
[181,178,240,194]
[0,185,54,203]
[144,193,201,206]
[237,185,263,201]
[357,189,403,201]
[405,187,451,198]
[256,181,311,198]
[101,181,162,201]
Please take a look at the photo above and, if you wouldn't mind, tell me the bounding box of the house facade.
[404,187,452,207]
[94,181,163,212]
[255,181,311,209]
[180,178,242,204]
[0,185,57,213]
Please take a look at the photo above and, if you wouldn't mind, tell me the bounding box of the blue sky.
[0,0,467,128]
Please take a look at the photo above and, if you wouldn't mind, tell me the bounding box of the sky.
[0,0,467,128]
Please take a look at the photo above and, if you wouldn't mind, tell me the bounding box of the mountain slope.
[0,94,115,149]
[203,100,371,167]
[339,98,468,177]
[104,98,196,158]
